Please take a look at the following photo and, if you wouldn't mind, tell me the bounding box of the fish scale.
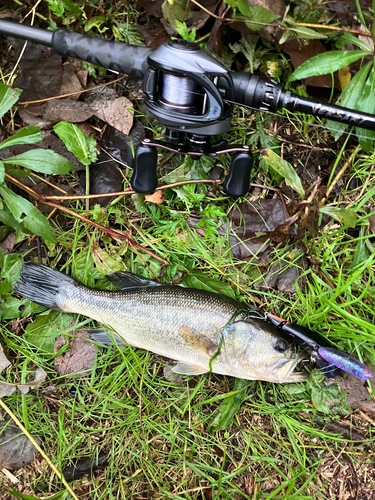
[14,263,307,383]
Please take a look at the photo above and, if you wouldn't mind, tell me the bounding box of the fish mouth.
[267,352,306,382]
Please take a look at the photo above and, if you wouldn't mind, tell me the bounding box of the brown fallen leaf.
[145,190,165,204]
[0,232,16,256]
[368,213,375,234]
[95,96,134,135]
[0,422,41,470]
[338,375,375,411]
[54,330,97,378]
[0,345,11,372]
[41,99,96,123]
[0,367,47,398]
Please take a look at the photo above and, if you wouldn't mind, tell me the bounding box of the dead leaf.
[96,96,134,135]
[259,246,308,292]
[368,213,375,234]
[62,453,109,481]
[0,345,11,372]
[163,366,183,384]
[0,232,16,256]
[101,121,145,169]
[0,367,47,398]
[61,62,85,100]
[54,330,97,378]
[14,44,63,102]
[229,199,288,263]
[79,154,124,207]
[0,422,41,470]
[338,375,375,411]
[145,190,165,203]
[41,99,96,123]
[84,86,134,135]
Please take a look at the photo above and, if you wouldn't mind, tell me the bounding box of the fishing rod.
[1,19,375,197]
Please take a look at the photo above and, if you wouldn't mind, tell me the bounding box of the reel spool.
[132,40,254,197]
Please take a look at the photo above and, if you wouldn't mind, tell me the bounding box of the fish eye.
[274,339,288,353]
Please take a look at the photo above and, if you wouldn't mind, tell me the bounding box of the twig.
[4,173,168,266]
[0,398,79,500]
[297,22,372,36]
[41,179,221,201]
[19,76,125,105]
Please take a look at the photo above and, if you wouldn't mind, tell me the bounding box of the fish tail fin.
[14,262,76,311]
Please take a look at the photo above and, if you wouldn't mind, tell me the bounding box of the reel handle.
[0,20,152,79]
[131,143,158,194]
[223,150,254,197]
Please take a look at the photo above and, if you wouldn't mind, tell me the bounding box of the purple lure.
[318,347,373,381]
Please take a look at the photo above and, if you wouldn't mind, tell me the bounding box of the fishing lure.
[265,313,372,381]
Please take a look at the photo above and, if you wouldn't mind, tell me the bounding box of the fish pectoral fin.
[172,362,208,376]
[89,328,127,346]
[179,326,218,357]
[107,271,167,289]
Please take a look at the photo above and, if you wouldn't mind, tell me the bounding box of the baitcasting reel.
[1,20,375,196]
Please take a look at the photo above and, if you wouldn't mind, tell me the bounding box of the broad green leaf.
[0,207,30,233]
[0,185,57,242]
[0,83,22,119]
[2,149,73,175]
[0,252,23,286]
[326,61,372,139]
[336,32,372,51]
[260,149,305,199]
[23,205,57,243]
[288,51,371,82]
[24,310,76,357]
[283,19,327,40]
[91,244,126,274]
[319,206,357,228]
[209,378,250,432]
[53,122,97,166]
[183,271,235,299]
[73,247,105,287]
[0,184,24,221]
[0,161,4,183]
[0,126,43,150]
[0,294,44,321]
[236,0,279,31]
[308,369,351,415]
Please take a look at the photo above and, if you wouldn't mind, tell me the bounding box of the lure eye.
[274,339,288,353]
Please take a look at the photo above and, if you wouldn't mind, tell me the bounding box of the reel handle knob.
[131,143,158,194]
[223,150,254,197]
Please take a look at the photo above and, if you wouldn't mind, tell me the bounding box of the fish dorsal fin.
[107,271,166,289]
[179,326,218,357]
[172,361,208,376]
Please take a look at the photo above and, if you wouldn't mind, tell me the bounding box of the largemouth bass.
[14,263,308,383]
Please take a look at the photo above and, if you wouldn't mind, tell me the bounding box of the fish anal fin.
[179,326,218,357]
[107,271,167,289]
[172,362,208,376]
